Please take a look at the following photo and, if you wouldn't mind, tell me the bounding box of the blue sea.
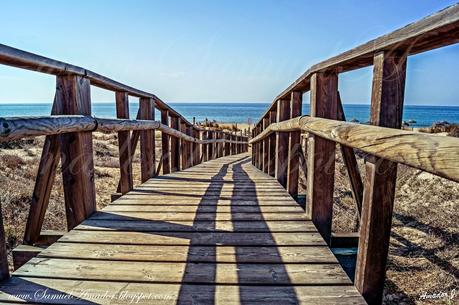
[1,102,459,127]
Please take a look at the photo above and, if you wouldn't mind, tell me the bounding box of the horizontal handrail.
[0,116,245,144]
[255,3,459,126]
[250,115,459,183]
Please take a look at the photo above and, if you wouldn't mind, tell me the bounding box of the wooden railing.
[0,44,248,281]
[250,4,459,305]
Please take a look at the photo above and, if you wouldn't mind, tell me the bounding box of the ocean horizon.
[1,102,459,127]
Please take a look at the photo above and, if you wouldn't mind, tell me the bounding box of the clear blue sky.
[0,0,458,105]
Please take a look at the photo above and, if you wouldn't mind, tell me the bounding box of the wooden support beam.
[139,98,155,182]
[306,72,338,243]
[170,116,180,172]
[287,91,303,197]
[57,75,97,230]
[24,98,61,245]
[225,132,230,156]
[186,125,193,167]
[116,91,133,194]
[268,110,277,177]
[263,118,269,173]
[180,121,187,168]
[337,92,363,216]
[218,131,224,158]
[193,127,200,165]
[12,245,42,270]
[275,99,290,187]
[355,51,407,305]
[208,130,214,160]
[161,110,170,175]
[202,129,208,162]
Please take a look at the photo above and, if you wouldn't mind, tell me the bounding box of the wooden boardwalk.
[0,154,365,304]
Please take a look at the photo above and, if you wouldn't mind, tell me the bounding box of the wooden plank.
[23,97,61,244]
[104,205,304,213]
[337,92,363,215]
[116,91,133,194]
[275,100,290,187]
[139,97,155,182]
[57,75,96,230]
[180,121,189,169]
[0,277,366,304]
[76,220,318,233]
[170,116,180,172]
[89,211,308,221]
[208,130,214,160]
[161,109,171,174]
[14,258,351,285]
[40,243,338,263]
[306,72,338,243]
[263,118,269,173]
[355,51,407,305]
[12,245,42,270]
[268,110,277,177]
[287,91,302,197]
[193,127,200,165]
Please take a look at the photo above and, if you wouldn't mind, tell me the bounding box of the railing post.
[262,117,269,173]
[306,72,338,243]
[139,97,155,182]
[170,115,180,172]
[355,51,407,305]
[180,120,188,169]
[225,132,230,156]
[116,91,133,194]
[187,125,193,166]
[218,131,224,158]
[287,91,303,198]
[161,109,171,175]
[268,110,277,177]
[275,99,290,187]
[193,127,200,165]
[207,130,213,160]
[202,129,208,162]
[57,75,96,230]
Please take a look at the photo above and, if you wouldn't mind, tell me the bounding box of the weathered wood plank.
[40,243,338,263]
[0,277,366,304]
[24,97,61,244]
[57,75,96,230]
[306,72,338,243]
[287,91,302,197]
[14,258,351,285]
[355,51,407,305]
[275,100,290,187]
[170,115,180,172]
[161,109,171,175]
[116,91,133,194]
[139,97,155,182]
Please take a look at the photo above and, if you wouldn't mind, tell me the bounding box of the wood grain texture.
[275,100,290,187]
[57,75,96,230]
[116,91,133,194]
[306,72,338,243]
[355,51,406,305]
[161,109,171,174]
[24,98,61,244]
[287,91,302,197]
[139,97,155,182]
[0,154,364,304]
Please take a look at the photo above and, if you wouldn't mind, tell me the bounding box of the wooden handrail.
[0,116,245,144]
[255,3,459,126]
[250,115,459,183]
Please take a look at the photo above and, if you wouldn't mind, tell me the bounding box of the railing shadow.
[231,158,299,304]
